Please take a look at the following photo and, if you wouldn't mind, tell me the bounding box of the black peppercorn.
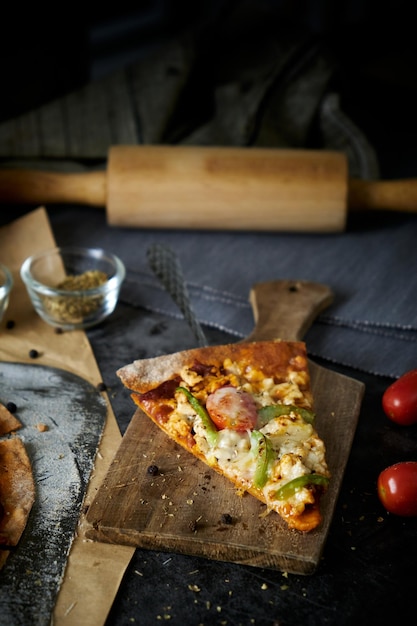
[96,382,107,392]
[29,349,39,359]
[5,320,15,329]
[6,401,17,414]
[147,464,159,476]
[220,513,233,525]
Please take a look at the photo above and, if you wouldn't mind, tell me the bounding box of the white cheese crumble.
[167,358,329,518]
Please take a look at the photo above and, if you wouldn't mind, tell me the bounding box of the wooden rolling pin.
[0,145,416,232]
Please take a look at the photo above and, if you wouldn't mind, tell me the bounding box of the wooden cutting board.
[85,280,364,575]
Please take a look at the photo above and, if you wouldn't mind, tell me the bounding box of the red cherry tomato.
[377,462,417,516]
[382,368,417,426]
[206,386,258,431]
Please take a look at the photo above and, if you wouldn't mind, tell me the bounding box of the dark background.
[1,1,416,177]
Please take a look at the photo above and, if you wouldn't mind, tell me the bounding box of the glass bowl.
[20,246,125,330]
[0,263,13,323]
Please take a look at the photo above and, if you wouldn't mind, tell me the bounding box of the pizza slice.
[117,340,330,532]
[0,402,36,567]
[0,402,22,436]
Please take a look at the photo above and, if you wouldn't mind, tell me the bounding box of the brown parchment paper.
[0,207,135,625]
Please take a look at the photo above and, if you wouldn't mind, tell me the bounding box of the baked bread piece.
[0,403,36,566]
[118,341,330,532]
[0,403,22,436]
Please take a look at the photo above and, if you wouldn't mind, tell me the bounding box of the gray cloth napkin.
[51,205,417,380]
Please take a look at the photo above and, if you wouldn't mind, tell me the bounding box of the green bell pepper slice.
[258,404,315,426]
[250,430,274,488]
[275,473,329,500]
[176,386,218,447]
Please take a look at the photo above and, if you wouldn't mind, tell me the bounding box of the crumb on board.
[35,423,49,432]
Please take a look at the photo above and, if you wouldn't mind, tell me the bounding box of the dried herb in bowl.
[21,246,125,330]
[41,270,108,323]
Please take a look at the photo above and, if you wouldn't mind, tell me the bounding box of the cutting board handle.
[246,280,333,342]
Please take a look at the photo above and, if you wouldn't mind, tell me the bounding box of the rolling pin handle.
[348,178,417,213]
[0,169,106,207]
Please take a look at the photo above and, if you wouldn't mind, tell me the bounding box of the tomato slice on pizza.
[117,341,330,532]
[0,402,35,567]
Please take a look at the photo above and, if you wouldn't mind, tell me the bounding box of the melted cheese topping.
[166,359,329,520]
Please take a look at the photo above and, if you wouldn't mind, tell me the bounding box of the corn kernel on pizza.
[118,340,330,532]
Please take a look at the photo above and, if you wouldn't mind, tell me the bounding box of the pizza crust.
[0,403,22,436]
[0,549,9,570]
[0,438,36,547]
[118,340,309,393]
[0,402,36,567]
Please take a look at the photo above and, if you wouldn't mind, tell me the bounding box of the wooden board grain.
[85,280,365,574]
